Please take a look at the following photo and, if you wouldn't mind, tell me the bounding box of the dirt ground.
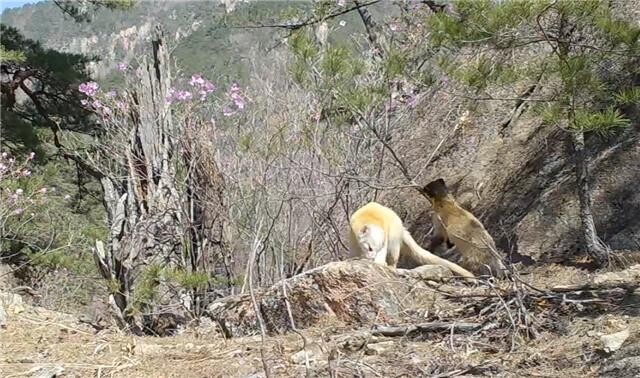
[1,263,638,378]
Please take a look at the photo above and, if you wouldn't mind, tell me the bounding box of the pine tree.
[427,0,640,266]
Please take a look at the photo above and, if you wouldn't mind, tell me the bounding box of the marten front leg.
[427,213,450,251]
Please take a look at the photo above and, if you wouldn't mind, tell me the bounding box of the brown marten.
[422,179,506,278]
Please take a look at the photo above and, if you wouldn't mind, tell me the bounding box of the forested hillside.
[1,1,376,83]
[2,1,640,376]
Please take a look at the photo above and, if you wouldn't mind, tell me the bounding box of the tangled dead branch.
[424,268,640,350]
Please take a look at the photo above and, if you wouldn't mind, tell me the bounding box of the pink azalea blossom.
[189,74,216,100]
[198,81,216,100]
[106,91,117,98]
[165,88,193,104]
[225,83,247,113]
[175,90,192,101]
[217,83,248,116]
[231,92,245,109]
[229,83,241,93]
[175,91,191,101]
[100,106,113,118]
[92,100,102,109]
[78,81,100,97]
[117,62,128,71]
[203,81,216,92]
[80,99,90,107]
[189,74,206,87]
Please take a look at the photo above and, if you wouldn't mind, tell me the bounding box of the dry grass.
[1,263,638,377]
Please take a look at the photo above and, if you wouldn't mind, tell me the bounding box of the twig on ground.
[371,322,481,337]
[17,314,93,335]
[247,218,271,378]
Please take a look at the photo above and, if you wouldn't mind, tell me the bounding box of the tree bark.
[92,27,188,334]
[182,119,232,309]
[354,0,384,59]
[571,131,609,266]
[90,26,232,334]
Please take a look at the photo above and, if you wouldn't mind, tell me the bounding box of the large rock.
[601,339,640,377]
[206,260,453,338]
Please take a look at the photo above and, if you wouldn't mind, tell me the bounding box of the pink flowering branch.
[0,151,66,223]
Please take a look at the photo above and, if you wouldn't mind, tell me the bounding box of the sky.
[0,0,43,13]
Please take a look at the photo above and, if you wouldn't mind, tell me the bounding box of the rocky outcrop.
[206,260,454,338]
[207,260,640,342]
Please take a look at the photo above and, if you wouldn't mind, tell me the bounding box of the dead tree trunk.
[92,27,204,334]
[182,119,234,311]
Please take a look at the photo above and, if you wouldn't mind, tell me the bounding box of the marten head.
[422,178,450,202]
[357,224,385,259]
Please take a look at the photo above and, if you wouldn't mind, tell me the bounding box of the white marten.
[348,202,475,279]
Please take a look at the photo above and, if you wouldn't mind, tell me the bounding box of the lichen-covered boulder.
[206,260,452,337]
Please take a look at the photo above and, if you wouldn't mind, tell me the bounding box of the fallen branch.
[551,281,640,293]
[372,322,481,337]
